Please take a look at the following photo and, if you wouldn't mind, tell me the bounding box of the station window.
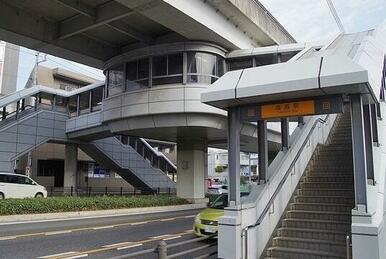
[108,65,124,95]
[152,53,183,86]
[187,52,224,84]
[126,58,149,90]
[228,57,253,71]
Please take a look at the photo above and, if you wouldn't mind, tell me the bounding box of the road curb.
[0,203,206,224]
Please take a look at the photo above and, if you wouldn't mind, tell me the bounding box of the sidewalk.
[0,203,206,224]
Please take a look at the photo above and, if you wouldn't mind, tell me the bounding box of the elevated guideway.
[202,23,386,259]
[0,85,176,192]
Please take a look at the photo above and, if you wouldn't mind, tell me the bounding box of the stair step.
[282,218,351,231]
[287,210,351,221]
[267,246,346,259]
[290,203,353,213]
[297,189,354,197]
[294,195,354,204]
[277,227,347,242]
[272,237,346,254]
[304,176,353,183]
[301,182,353,189]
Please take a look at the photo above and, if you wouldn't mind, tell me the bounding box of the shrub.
[0,195,189,215]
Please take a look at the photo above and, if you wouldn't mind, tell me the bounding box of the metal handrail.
[346,232,351,259]
[107,234,217,259]
[241,115,331,257]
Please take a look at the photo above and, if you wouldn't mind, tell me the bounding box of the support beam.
[281,118,289,151]
[106,21,153,43]
[228,107,241,206]
[64,143,78,194]
[258,120,268,183]
[54,0,96,18]
[350,95,368,212]
[58,2,135,40]
[370,104,379,144]
[363,105,374,183]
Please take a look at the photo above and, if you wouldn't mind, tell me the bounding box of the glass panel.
[255,54,277,66]
[68,96,78,117]
[79,92,90,114]
[216,58,225,76]
[228,58,253,71]
[138,58,149,80]
[55,96,67,107]
[108,65,124,96]
[168,53,183,75]
[187,75,214,84]
[152,76,183,86]
[126,61,137,81]
[91,87,103,111]
[6,175,18,184]
[152,55,167,76]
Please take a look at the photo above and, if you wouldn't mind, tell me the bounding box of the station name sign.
[242,96,343,121]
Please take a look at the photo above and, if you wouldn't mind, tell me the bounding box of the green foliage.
[215,165,225,173]
[0,196,188,216]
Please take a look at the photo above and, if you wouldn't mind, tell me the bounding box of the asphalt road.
[0,209,217,259]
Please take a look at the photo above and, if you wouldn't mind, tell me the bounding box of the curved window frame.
[105,50,226,97]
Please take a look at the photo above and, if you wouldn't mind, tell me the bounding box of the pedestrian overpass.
[202,26,386,258]
[0,0,385,258]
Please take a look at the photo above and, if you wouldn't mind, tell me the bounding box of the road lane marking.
[92,225,114,230]
[160,218,175,221]
[163,235,181,241]
[117,243,143,250]
[38,251,78,258]
[45,230,72,235]
[0,214,196,242]
[47,230,193,258]
[102,242,132,248]
[63,254,88,259]
[130,221,148,225]
[150,234,172,239]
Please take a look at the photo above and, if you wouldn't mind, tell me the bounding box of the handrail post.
[346,234,350,259]
[157,241,167,259]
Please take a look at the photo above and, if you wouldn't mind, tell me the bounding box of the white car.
[207,185,228,195]
[0,173,47,199]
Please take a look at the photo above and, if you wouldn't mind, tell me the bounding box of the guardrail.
[107,235,217,259]
[241,115,331,258]
[47,186,176,196]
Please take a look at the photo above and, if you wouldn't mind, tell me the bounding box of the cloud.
[259,0,386,43]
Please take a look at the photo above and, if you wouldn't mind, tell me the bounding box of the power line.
[326,0,345,33]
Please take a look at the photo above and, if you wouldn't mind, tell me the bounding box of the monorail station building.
[0,0,385,258]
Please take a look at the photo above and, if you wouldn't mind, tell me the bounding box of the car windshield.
[209,194,227,209]
[208,192,250,209]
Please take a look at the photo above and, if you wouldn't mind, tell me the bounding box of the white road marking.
[163,235,181,241]
[63,254,88,259]
[160,218,175,222]
[184,215,196,218]
[38,251,78,258]
[45,230,72,235]
[117,244,143,250]
[150,234,172,239]
[130,221,148,225]
[92,225,114,230]
[102,242,132,248]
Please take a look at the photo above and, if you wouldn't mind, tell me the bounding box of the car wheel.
[35,193,44,198]
[0,193,4,199]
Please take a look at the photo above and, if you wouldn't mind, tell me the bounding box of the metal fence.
[107,235,217,259]
[47,186,177,197]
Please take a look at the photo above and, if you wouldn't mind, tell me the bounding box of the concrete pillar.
[228,107,241,207]
[176,138,207,203]
[350,95,368,212]
[258,120,268,183]
[64,143,78,193]
[281,118,290,151]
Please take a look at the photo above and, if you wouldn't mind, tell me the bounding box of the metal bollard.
[157,241,167,259]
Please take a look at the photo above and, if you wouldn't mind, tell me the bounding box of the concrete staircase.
[265,112,354,259]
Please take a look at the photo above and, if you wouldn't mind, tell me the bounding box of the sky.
[14,0,386,90]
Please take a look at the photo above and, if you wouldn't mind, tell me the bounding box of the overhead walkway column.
[176,138,208,203]
[64,143,78,195]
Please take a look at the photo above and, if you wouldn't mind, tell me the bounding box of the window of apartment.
[152,53,183,86]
